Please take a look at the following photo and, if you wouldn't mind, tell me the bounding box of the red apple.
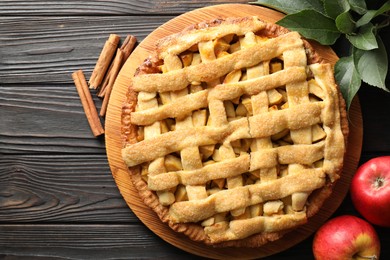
[350,156,390,227]
[313,215,380,260]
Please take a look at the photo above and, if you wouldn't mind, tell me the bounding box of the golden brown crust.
[121,17,349,247]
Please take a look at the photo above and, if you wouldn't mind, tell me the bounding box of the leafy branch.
[251,0,390,109]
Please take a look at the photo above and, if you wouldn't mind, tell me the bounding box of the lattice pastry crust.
[121,16,349,247]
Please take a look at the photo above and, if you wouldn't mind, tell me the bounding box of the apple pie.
[121,16,348,247]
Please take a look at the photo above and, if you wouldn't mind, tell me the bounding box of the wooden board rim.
[105,4,363,259]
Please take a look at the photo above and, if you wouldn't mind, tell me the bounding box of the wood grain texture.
[0,16,173,84]
[105,4,362,259]
[0,0,247,15]
[0,223,388,260]
[0,224,199,260]
[0,84,106,153]
[0,154,135,223]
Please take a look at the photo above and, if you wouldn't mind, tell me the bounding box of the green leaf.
[348,0,368,15]
[250,0,325,15]
[336,11,356,34]
[356,1,390,27]
[323,0,350,19]
[346,23,378,50]
[353,36,388,90]
[277,10,341,45]
[335,56,362,110]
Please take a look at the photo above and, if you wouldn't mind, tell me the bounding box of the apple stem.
[374,177,385,189]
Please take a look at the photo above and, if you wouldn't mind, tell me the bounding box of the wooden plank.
[0,16,173,84]
[0,154,137,222]
[0,224,199,259]
[0,223,388,259]
[0,0,248,15]
[0,84,107,153]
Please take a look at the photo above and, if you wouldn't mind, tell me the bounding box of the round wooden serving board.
[105,4,363,259]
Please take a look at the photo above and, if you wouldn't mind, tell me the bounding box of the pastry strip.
[131,89,208,125]
[241,32,278,187]
[205,212,307,243]
[148,141,325,191]
[310,64,345,181]
[250,141,325,171]
[283,46,313,210]
[157,16,266,57]
[166,53,208,204]
[148,153,250,190]
[169,169,325,223]
[122,103,323,167]
[249,103,323,138]
[132,32,303,93]
[209,66,306,101]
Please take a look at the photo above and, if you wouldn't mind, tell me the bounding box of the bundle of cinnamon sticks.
[72,34,137,137]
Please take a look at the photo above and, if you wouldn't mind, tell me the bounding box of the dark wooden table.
[1,1,389,259]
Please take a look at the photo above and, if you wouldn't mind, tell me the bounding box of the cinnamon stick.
[120,35,137,62]
[89,34,120,89]
[72,70,105,136]
[99,48,124,117]
[98,35,137,98]
[98,61,114,98]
